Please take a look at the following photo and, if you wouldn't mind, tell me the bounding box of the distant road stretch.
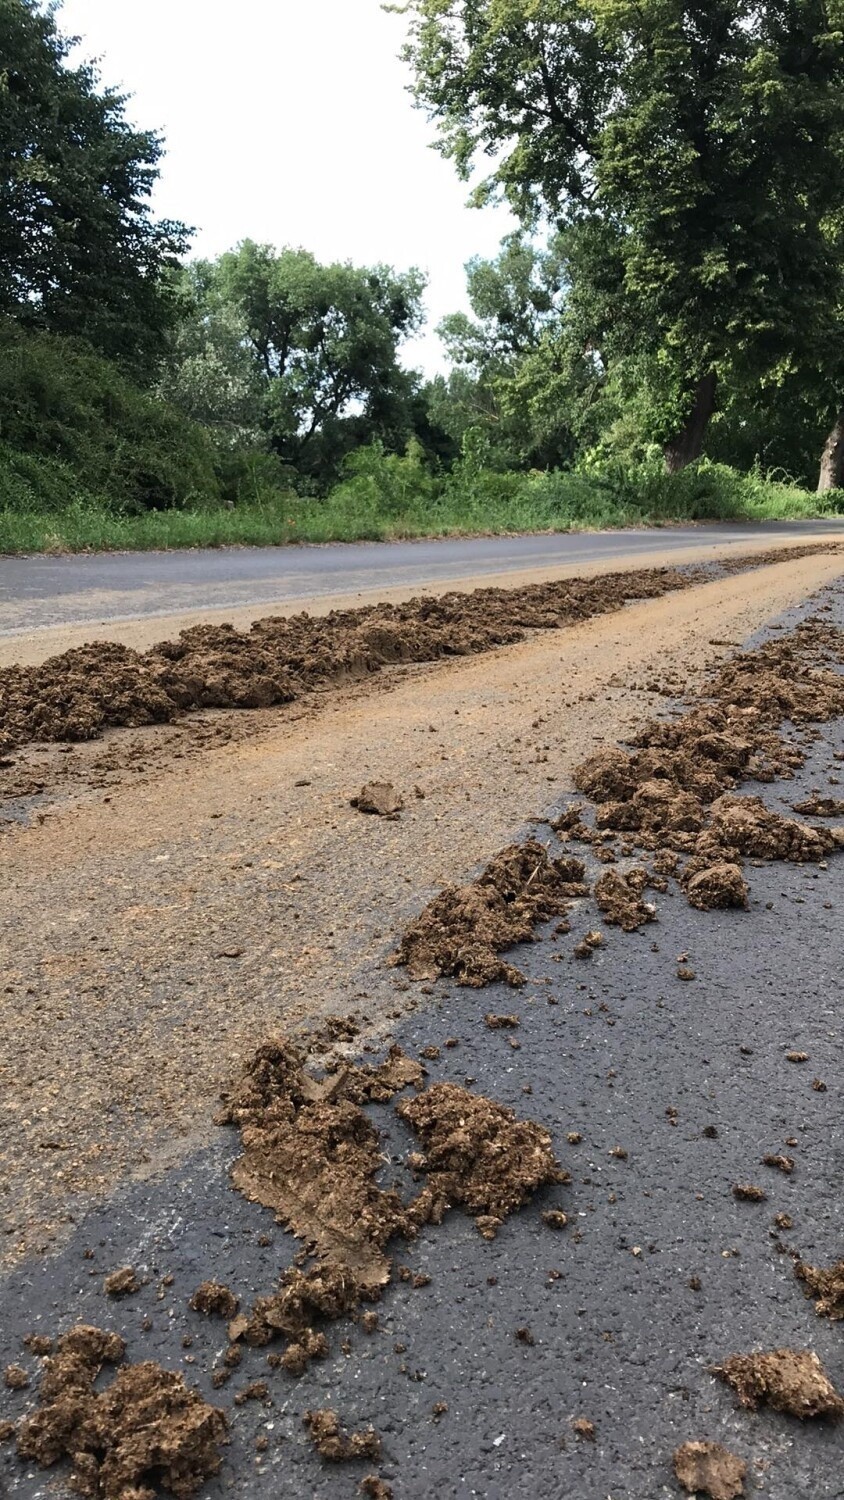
[3,520,844,639]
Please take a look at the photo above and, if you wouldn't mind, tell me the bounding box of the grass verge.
[0,460,838,555]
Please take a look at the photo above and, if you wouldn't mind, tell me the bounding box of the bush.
[0,433,833,555]
[0,320,221,513]
[330,440,441,518]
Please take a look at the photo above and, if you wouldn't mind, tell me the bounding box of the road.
[1,576,843,1498]
[1,546,843,1497]
[3,520,844,639]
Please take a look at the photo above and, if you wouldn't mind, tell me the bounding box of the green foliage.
[0,0,189,379]
[0,321,220,513]
[328,439,439,519]
[163,241,428,487]
[438,233,568,366]
[2,445,834,555]
[431,232,605,469]
[158,265,266,449]
[3,2,844,543]
[401,0,844,463]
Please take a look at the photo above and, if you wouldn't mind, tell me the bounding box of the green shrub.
[0,437,833,554]
[0,320,221,513]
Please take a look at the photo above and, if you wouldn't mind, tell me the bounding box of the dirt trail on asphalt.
[1,548,843,1262]
[3,531,842,670]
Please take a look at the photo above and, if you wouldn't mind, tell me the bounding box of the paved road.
[1,584,842,1498]
[3,520,844,635]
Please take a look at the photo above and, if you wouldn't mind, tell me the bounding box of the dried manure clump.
[220,1039,566,1369]
[189,1281,239,1319]
[103,1266,139,1298]
[218,1038,430,1372]
[673,1440,746,1500]
[0,563,708,755]
[229,1264,355,1375]
[708,794,841,862]
[713,1348,844,1418]
[303,1409,381,1462]
[15,1324,227,1497]
[220,1039,425,1296]
[569,620,844,913]
[732,1183,766,1203]
[392,839,587,986]
[685,862,749,910]
[360,1478,393,1499]
[795,1258,844,1321]
[594,867,657,931]
[397,1081,567,1240]
[793,793,844,817]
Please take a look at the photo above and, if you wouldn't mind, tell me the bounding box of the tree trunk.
[817,405,844,493]
[663,370,717,473]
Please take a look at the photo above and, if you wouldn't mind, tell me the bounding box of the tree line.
[2,0,843,520]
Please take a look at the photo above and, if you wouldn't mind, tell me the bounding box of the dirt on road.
[1,544,844,1263]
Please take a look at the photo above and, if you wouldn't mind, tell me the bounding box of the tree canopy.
[163,242,427,485]
[0,0,189,377]
[402,0,844,471]
[3,0,844,525]
[430,232,604,468]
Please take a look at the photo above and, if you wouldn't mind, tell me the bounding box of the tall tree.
[171,242,426,484]
[400,0,844,471]
[434,231,604,467]
[158,263,266,450]
[0,0,188,377]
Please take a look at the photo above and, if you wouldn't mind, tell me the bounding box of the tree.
[439,233,568,369]
[0,317,220,512]
[0,0,189,378]
[434,232,604,468]
[818,407,844,492]
[400,0,844,471]
[170,242,426,486]
[158,264,266,450]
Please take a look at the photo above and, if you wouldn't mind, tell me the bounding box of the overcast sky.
[58,0,516,375]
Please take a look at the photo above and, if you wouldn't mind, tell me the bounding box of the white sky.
[58,0,516,376]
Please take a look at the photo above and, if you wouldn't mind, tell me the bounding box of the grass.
[0,458,838,556]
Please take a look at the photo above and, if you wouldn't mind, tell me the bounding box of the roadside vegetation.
[0,453,833,556]
[2,0,844,556]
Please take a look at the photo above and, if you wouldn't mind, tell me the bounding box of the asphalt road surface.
[1,582,842,1499]
[4,520,844,635]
